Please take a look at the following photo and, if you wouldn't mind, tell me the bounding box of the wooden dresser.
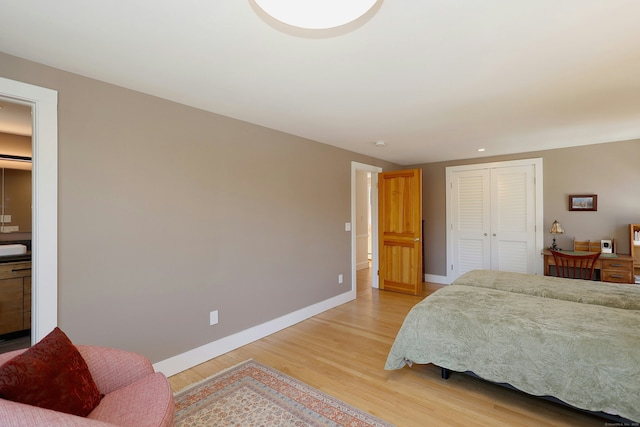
[600,257,635,284]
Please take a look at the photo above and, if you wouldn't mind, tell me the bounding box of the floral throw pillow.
[0,327,102,417]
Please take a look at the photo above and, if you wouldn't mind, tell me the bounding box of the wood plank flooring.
[169,266,608,426]
[0,331,30,354]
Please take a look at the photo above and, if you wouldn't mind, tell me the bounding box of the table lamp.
[549,220,564,250]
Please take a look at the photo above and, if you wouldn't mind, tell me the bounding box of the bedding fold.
[453,270,640,310]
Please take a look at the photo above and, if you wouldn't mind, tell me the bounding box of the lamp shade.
[254,0,378,29]
[549,220,564,235]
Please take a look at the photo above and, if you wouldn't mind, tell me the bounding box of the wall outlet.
[338,274,343,284]
[209,310,219,326]
[0,215,11,223]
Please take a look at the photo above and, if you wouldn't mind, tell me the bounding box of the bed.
[385,270,640,422]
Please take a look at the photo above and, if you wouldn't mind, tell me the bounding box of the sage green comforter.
[385,270,640,421]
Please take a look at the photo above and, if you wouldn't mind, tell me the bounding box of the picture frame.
[569,194,597,211]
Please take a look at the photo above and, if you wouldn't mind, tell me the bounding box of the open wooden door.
[378,169,423,295]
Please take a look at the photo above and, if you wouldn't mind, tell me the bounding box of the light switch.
[345,222,351,231]
[210,310,219,326]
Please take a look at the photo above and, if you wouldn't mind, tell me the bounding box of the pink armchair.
[0,345,174,427]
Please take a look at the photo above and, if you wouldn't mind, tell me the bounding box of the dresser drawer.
[601,259,633,270]
[601,258,634,284]
[0,261,32,279]
[602,269,633,283]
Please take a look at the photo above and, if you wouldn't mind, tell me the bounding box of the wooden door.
[378,169,423,295]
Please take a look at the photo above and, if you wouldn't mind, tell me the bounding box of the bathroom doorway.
[0,77,58,349]
[0,101,33,352]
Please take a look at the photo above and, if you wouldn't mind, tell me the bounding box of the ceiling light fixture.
[254,0,378,29]
[0,154,32,163]
[375,140,386,147]
[477,148,486,152]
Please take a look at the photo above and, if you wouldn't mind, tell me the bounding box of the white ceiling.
[1,1,639,165]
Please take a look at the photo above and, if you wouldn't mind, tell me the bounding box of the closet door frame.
[445,158,544,283]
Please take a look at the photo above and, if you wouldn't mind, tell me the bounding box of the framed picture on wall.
[569,194,598,211]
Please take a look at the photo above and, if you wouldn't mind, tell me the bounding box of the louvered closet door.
[451,169,491,277]
[450,164,537,278]
[490,165,537,273]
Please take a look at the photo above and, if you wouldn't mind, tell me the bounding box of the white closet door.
[447,159,541,281]
[490,165,537,274]
[450,169,491,277]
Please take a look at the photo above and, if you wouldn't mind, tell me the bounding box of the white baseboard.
[153,290,356,377]
[424,274,450,285]
[356,261,369,270]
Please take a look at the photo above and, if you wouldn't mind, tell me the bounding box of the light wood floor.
[169,266,607,426]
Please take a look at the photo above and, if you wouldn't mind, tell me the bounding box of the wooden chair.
[550,250,601,280]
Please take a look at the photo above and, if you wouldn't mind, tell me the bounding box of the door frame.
[0,77,58,343]
[351,162,382,293]
[445,158,544,283]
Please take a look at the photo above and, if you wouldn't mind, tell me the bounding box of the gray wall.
[0,52,398,363]
[412,139,640,277]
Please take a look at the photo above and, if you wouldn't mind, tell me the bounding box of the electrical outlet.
[210,310,219,326]
[338,274,343,284]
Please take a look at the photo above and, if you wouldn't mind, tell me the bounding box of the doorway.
[0,77,58,345]
[0,108,33,352]
[351,162,382,296]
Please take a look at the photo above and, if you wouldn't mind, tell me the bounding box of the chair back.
[551,250,601,280]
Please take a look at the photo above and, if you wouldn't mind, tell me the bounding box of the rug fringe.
[173,358,254,396]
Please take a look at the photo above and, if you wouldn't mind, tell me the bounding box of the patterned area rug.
[174,359,394,426]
